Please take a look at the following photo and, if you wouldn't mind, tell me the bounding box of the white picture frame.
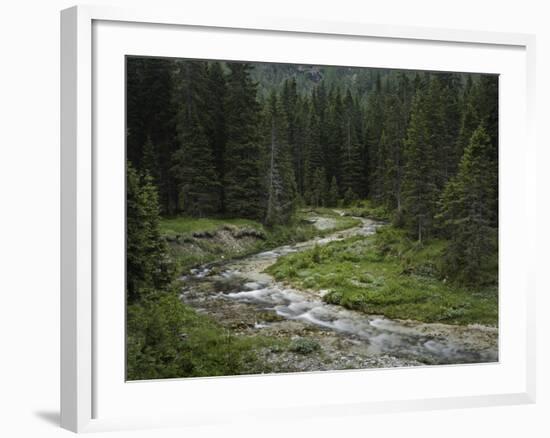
[60,4,537,433]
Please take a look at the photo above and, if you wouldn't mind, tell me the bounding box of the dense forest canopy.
[126,56,498,285]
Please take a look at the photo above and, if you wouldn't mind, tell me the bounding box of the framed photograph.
[61,5,536,433]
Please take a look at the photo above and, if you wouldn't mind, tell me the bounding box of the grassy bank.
[124,209,363,380]
[266,227,498,326]
[160,217,262,235]
[341,199,393,222]
[160,209,360,272]
[127,293,288,380]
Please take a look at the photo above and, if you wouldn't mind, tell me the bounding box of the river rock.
[243,281,266,291]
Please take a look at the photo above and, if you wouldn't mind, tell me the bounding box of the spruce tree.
[325,88,344,183]
[281,79,305,195]
[327,176,339,207]
[310,167,328,208]
[224,63,264,219]
[142,137,158,182]
[304,110,325,205]
[364,77,385,201]
[171,61,220,216]
[126,161,173,303]
[264,92,297,226]
[439,74,463,179]
[425,77,448,190]
[379,94,405,210]
[456,99,479,162]
[126,57,179,214]
[402,93,439,242]
[438,126,497,284]
[205,62,228,212]
[339,89,364,199]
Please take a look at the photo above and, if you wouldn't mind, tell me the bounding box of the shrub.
[289,338,321,355]
[373,227,410,256]
[311,244,322,264]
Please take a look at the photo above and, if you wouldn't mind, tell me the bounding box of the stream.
[180,215,498,372]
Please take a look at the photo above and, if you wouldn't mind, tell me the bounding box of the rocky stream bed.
[179,214,498,374]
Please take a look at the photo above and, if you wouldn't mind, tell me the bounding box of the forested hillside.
[126,57,499,380]
[127,57,498,284]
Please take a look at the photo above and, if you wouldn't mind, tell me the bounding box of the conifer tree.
[171,61,220,216]
[425,77,448,190]
[402,93,439,242]
[456,98,479,162]
[224,63,264,219]
[379,94,405,210]
[311,168,328,207]
[343,187,357,207]
[126,161,173,303]
[364,77,385,201]
[142,137,158,182]
[264,92,297,226]
[205,62,228,212]
[340,89,364,199]
[439,74,463,178]
[438,126,497,284]
[293,98,310,197]
[126,57,179,214]
[325,88,344,183]
[327,176,339,207]
[282,79,306,195]
[304,110,325,205]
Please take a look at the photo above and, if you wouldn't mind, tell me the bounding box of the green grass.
[127,293,286,380]
[301,207,362,231]
[160,209,361,272]
[160,217,262,236]
[342,199,393,222]
[265,227,498,326]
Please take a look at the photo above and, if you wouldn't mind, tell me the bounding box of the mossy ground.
[266,227,498,326]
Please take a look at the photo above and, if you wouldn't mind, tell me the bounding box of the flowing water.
[180,216,498,370]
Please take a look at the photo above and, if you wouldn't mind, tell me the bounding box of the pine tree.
[455,75,498,226]
[474,75,499,226]
[325,88,344,183]
[425,77,448,190]
[438,126,497,284]
[340,89,364,199]
[310,167,328,208]
[327,176,339,207]
[126,161,173,303]
[126,57,179,214]
[224,63,264,219]
[439,73,463,179]
[304,109,325,204]
[171,61,220,216]
[456,98,479,163]
[379,94,405,210]
[205,62,228,212]
[293,97,310,196]
[402,93,439,242]
[343,187,357,207]
[142,136,158,182]
[364,77,385,201]
[264,92,297,226]
[281,79,306,195]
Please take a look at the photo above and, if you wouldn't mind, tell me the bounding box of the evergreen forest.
[126,57,499,380]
